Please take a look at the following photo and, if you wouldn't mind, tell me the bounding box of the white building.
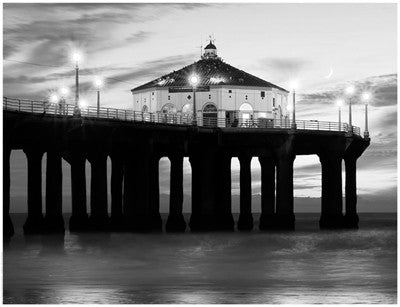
[131,41,289,126]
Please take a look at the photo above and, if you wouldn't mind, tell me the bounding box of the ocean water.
[3,213,397,304]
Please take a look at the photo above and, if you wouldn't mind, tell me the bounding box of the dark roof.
[131,58,289,92]
[204,42,216,49]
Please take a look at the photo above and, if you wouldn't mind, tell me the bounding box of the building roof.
[131,58,289,92]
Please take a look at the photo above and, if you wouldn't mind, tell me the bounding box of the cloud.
[299,73,397,107]
[260,57,311,76]
[126,31,153,44]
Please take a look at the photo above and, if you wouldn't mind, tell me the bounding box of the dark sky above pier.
[3,3,397,212]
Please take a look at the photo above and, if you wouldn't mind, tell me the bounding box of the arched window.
[239,103,254,122]
[161,103,177,114]
[182,103,193,114]
[142,105,149,112]
[202,103,218,127]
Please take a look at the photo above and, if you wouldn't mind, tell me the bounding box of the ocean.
[3,213,397,304]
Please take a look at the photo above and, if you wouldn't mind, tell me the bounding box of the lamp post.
[286,103,292,129]
[345,85,355,133]
[362,92,371,138]
[72,51,81,116]
[94,78,103,118]
[189,74,199,125]
[336,99,344,131]
[289,80,298,129]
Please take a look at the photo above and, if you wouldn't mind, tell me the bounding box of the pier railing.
[3,97,360,135]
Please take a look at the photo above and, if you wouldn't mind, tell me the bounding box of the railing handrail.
[2,96,361,136]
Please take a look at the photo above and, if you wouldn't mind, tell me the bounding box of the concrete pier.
[23,147,44,234]
[68,150,89,232]
[319,153,344,229]
[3,110,370,235]
[44,150,64,232]
[4,147,14,237]
[238,154,253,231]
[166,155,186,232]
[275,154,295,230]
[216,153,234,231]
[88,152,109,230]
[110,152,124,230]
[258,155,276,230]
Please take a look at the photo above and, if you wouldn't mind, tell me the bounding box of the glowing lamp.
[72,51,82,63]
[289,80,299,90]
[189,75,199,86]
[345,85,355,95]
[336,99,344,107]
[94,78,103,88]
[60,87,69,96]
[50,94,59,103]
[362,92,371,102]
[79,99,87,108]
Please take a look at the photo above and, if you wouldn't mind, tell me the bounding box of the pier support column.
[258,155,276,230]
[189,148,219,231]
[275,155,295,229]
[124,145,152,232]
[4,146,14,237]
[68,151,88,232]
[216,154,234,231]
[23,148,44,234]
[319,153,344,229]
[166,155,186,232]
[110,153,124,230]
[238,155,253,231]
[44,150,64,233]
[149,154,162,231]
[88,152,109,230]
[344,157,359,228]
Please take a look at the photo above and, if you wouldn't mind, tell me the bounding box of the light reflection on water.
[3,213,397,304]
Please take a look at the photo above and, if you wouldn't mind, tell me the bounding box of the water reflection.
[3,213,397,304]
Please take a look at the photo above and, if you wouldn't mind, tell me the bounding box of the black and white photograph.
[2,2,397,304]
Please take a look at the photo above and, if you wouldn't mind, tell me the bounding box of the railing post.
[107,108,109,119]
[4,97,7,109]
[31,101,34,113]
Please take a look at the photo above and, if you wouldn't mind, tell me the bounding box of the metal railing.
[3,97,360,136]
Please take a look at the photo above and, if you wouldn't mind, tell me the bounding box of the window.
[245,95,248,100]
[273,98,276,107]
[168,96,171,100]
[209,94,211,99]
[152,92,154,95]
[261,91,265,98]
[228,90,232,93]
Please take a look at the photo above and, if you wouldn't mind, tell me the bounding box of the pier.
[3,97,370,236]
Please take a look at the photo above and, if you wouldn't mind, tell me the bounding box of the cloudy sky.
[4,3,397,212]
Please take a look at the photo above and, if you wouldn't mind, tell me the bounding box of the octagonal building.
[131,41,289,126]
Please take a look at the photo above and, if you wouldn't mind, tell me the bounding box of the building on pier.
[131,41,289,126]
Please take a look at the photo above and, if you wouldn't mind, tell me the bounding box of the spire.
[202,36,218,59]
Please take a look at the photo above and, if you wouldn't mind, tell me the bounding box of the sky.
[3,3,397,212]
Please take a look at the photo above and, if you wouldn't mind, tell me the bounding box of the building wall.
[132,86,289,120]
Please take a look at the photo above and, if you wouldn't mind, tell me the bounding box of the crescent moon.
[324,68,333,79]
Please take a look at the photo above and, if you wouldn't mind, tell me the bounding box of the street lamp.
[189,74,199,125]
[94,78,103,118]
[289,80,298,129]
[345,85,355,132]
[336,99,344,131]
[72,51,82,116]
[361,92,371,138]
